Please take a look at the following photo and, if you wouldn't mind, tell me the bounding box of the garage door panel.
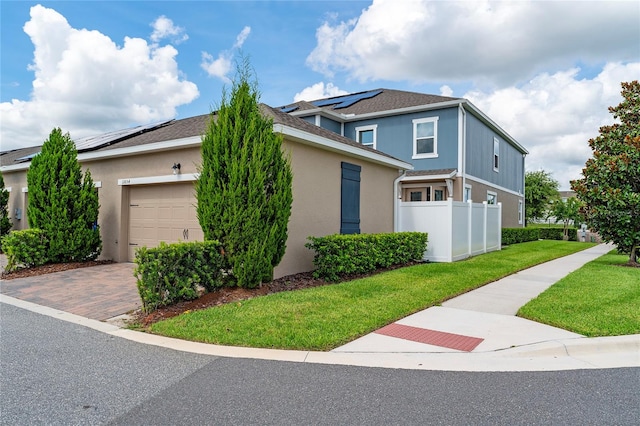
[128,183,203,261]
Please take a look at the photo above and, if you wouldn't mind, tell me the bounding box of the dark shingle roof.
[406,169,457,177]
[280,88,460,116]
[1,105,407,167]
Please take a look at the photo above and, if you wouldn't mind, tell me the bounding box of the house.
[0,105,412,278]
[279,88,528,228]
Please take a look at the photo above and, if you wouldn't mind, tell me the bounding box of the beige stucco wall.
[2,138,401,279]
[466,177,524,228]
[275,139,398,278]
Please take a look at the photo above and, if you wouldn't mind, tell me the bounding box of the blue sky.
[1,0,639,188]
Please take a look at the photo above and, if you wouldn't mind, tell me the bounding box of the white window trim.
[493,137,500,172]
[464,184,472,203]
[518,199,523,224]
[487,190,497,205]
[412,117,438,159]
[355,124,377,149]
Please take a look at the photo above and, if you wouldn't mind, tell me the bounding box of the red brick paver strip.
[375,323,484,352]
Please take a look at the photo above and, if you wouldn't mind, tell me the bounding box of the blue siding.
[300,115,316,125]
[344,107,460,171]
[465,114,524,193]
[320,116,342,134]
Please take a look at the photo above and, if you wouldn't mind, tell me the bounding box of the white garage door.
[128,183,204,261]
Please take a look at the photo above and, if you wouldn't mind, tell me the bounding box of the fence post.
[498,202,502,250]
[482,201,488,253]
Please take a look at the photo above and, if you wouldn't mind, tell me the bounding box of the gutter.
[459,102,467,201]
[393,171,407,232]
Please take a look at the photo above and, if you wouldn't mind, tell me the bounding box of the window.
[518,200,523,224]
[355,125,377,149]
[487,191,497,205]
[434,189,444,201]
[493,137,500,172]
[464,184,472,202]
[412,117,438,159]
[410,191,422,201]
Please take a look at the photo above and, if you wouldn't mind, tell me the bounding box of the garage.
[128,183,204,261]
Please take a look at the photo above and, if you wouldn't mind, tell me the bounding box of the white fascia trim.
[0,136,203,172]
[466,174,523,197]
[274,124,412,170]
[118,173,198,186]
[341,99,464,121]
[80,136,202,163]
[400,171,457,182]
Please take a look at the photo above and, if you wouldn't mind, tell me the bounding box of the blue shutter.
[341,162,361,234]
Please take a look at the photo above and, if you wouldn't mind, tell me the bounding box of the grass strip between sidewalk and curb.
[518,251,640,337]
[149,241,596,351]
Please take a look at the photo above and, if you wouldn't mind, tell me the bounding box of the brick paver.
[1,262,140,321]
[375,323,484,352]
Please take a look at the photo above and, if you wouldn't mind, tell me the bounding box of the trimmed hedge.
[1,229,49,272]
[503,227,579,245]
[134,240,227,313]
[305,232,428,282]
[502,228,540,245]
[539,227,578,241]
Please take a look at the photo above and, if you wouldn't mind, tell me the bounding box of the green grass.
[518,251,640,336]
[149,240,596,350]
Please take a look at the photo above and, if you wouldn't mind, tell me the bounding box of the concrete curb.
[2,293,638,372]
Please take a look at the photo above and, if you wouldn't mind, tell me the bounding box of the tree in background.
[196,59,293,288]
[551,197,582,240]
[26,128,102,263]
[0,173,11,251]
[525,170,559,225]
[572,81,640,266]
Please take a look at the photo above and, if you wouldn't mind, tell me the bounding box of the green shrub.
[1,229,48,272]
[26,128,102,262]
[539,227,563,240]
[134,240,227,313]
[305,232,428,282]
[502,228,540,245]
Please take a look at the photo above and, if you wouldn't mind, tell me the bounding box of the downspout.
[459,102,467,201]
[394,170,407,232]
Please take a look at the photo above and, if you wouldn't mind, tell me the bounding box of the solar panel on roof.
[280,106,299,113]
[311,90,382,110]
[74,120,173,152]
[15,152,40,163]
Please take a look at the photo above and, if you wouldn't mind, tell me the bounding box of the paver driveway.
[0,262,140,321]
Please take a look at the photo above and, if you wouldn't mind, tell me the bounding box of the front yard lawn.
[518,251,640,336]
[149,240,596,350]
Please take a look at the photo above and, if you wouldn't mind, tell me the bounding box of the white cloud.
[234,26,251,49]
[465,62,640,189]
[293,82,348,102]
[307,0,639,85]
[0,5,199,151]
[201,26,251,82]
[150,15,188,44]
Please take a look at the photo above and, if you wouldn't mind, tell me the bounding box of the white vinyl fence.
[397,199,501,262]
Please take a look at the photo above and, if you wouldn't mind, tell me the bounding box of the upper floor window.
[355,125,377,149]
[493,137,500,172]
[413,117,438,159]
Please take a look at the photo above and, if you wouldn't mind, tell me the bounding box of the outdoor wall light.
[172,163,181,175]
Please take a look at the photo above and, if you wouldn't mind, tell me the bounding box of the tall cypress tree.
[27,128,101,262]
[196,60,293,288]
[0,172,11,251]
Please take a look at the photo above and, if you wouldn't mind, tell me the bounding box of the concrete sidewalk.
[2,243,639,371]
[333,243,620,355]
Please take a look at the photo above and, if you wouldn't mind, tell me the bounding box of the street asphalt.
[2,303,639,425]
